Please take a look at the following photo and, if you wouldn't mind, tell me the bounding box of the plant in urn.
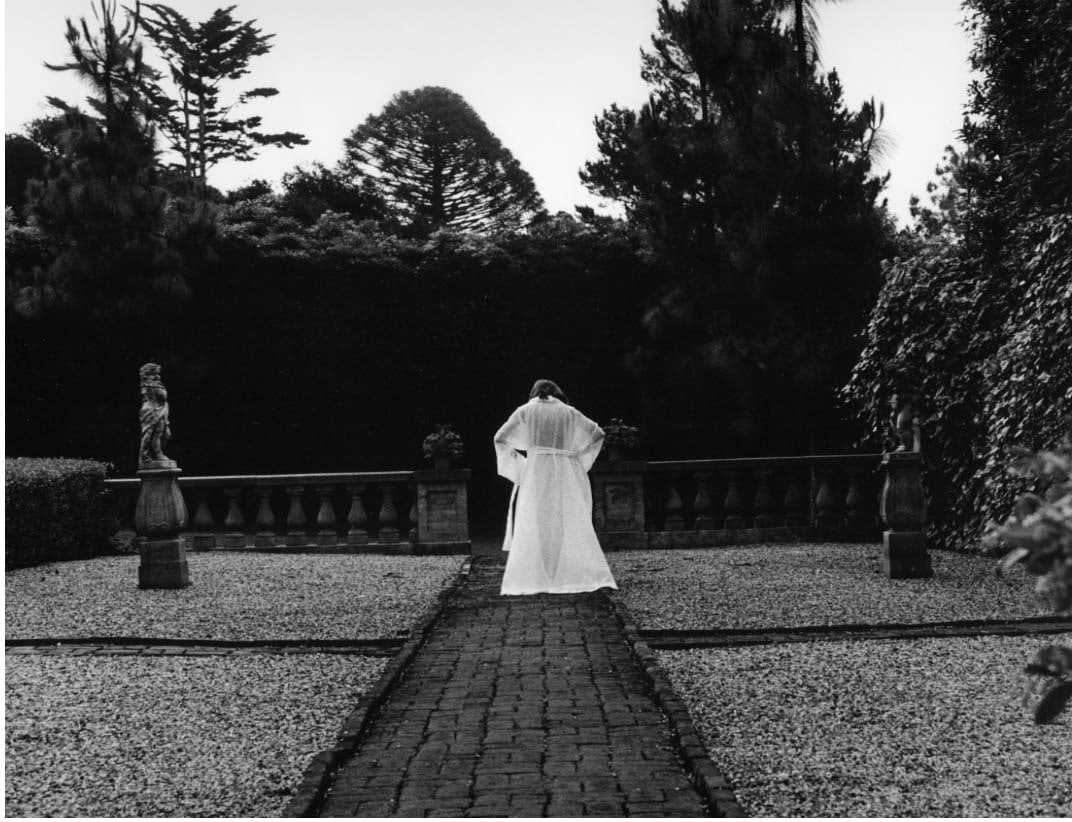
[134,363,190,588]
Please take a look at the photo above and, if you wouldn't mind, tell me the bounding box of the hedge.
[5,457,112,569]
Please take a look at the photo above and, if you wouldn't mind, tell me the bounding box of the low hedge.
[5,457,112,569]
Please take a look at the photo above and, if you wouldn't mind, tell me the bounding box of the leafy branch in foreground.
[988,419,1072,723]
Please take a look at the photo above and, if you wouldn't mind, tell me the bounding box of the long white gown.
[494,396,618,595]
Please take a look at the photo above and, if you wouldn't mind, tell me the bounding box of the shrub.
[987,423,1072,723]
[5,457,113,569]
[845,215,1072,552]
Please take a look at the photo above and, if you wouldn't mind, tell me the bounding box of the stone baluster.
[752,469,777,529]
[783,476,807,527]
[190,490,217,550]
[105,489,123,538]
[106,485,138,547]
[405,486,418,543]
[285,486,308,547]
[814,470,839,529]
[346,484,369,545]
[723,470,745,530]
[378,484,400,543]
[221,488,247,549]
[663,475,685,530]
[844,471,871,533]
[692,473,715,530]
[315,485,338,547]
[254,488,276,548]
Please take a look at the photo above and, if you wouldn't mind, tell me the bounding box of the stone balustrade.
[105,470,470,554]
[591,454,884,549]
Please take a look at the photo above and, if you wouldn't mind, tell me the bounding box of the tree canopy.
[340,86,545,234]
[581,0,891,453]
[134,2,308,191]
[12,0,186,319]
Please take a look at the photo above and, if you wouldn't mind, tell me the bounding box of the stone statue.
[139,363,173,467]
[890,392,921,453]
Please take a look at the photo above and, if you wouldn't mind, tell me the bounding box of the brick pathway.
[318,557,711,818]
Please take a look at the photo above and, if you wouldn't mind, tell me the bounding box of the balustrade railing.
[105,470,470,553]
[591,454,884,549]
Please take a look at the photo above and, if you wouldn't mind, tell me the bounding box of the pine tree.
[13,0,186,319]
[582,0,891,452]
[340,86,545,234]
[134,3,308,192]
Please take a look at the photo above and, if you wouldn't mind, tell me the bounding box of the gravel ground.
[609,544,1046,630]
[5,653,387,818]
[660,634,1072,817]
[6,553,464,640]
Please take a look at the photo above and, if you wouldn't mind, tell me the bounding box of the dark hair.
[529,379,568,404]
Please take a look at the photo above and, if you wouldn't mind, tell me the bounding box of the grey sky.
[5,0,972,224]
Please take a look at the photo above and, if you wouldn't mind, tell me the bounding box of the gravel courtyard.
[6,544,1069,817]
[608,543,1045,630]
[660,634,1072,817]
[6,552,465,641]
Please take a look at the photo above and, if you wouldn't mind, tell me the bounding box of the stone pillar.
[134,363,189,589]
[589,462,646,550]
[879,451,931,578]
[413,470,471,550]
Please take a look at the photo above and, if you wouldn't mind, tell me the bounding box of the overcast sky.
[5,0,973,225]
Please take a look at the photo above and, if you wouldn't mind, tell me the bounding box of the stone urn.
[433,453,453,472]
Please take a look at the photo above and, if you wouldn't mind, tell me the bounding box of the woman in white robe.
[494,379,618,595]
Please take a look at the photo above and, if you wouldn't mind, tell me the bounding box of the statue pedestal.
[139,537,190,589]
[879,451,932,579]
[135,462,190,589]
[882,530,932,579]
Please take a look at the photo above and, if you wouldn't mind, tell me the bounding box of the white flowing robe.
[494,397,618,595]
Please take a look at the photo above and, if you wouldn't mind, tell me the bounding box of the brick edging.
[641,615,1072,649]
[5,636,406,649]
[282,557,474,818]
[606,593,747,818]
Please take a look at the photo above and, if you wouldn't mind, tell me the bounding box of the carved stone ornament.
[890,392,922,453]
[139,362,175,468]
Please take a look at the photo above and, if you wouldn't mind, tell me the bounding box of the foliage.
[962,0,1072,221]
[5,134,49,215]
[10,0,201,320]
[846,1,1072,553]
[340,86,545,235]
[279,162,386,226]
[581,0,892,455]
[987,426,1072,722]
[135,2,308,190]
[907,143,987,242]
[603,418,640,450]
[5,457,113,569]
[422,424,465,461]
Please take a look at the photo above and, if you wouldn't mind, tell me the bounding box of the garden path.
[310,555,731,818]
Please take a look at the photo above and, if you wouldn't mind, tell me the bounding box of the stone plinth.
[879,451,932,579]
[134,463,190,589]
[590,461,647,550]
[414,470,470,551]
